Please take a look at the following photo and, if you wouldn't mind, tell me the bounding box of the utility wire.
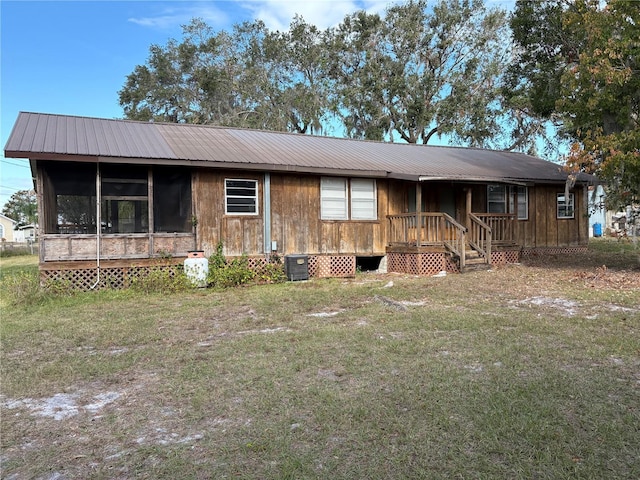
[1,159,30,168]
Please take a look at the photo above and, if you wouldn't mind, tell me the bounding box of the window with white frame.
[225,179,258,215]
[351,179,377,220]
[321,177,377,220]
[321,177,348,219]
[488,185,528,219]
[0,224,4,239]
[557,192,574,219]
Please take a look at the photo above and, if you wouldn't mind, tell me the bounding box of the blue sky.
[1,0,514,209]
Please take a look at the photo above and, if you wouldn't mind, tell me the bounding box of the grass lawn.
[1,240,639,479]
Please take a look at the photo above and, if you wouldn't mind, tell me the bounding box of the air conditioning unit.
[285,254,309,281]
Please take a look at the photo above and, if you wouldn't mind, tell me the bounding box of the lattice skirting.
[387,252,455,276]
[521,246,588,257]
[491,249,522,265]
[308,255,356,278]
[40,264,183,291]
[243,255,356,278]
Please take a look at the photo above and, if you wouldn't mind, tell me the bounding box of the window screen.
[43,161,97,234]
[225,179,258,215]
[101,165,148,233]
[154,167,192,232]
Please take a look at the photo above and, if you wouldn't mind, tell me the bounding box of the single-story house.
[4,112,595,289]
[0,213,17,242]
[13,224,38,243]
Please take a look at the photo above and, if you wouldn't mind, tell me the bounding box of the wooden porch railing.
[468,213,492,262]
[472,214,516,245]
[387,212,467,269]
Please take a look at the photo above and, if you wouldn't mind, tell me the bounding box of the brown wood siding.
[523,185,587,248]
[194,171,391,257]
[193,170,264,256]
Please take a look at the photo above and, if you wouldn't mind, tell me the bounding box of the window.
[225,179,258,215]
[0,224,4,239]
[488,185,528,220]
[557,193,575,219]
[321,177,377,220]
[487,185,507,213]
[510,186,529,220]
[351,179,377,220]
[321,177,348,219]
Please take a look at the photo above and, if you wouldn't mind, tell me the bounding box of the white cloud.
[128,4,230,31]
[239,0,391,31]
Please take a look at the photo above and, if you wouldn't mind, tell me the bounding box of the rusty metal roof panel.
[5,112,587,184]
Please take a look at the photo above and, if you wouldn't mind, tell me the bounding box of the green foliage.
[0,246,34,258]
[257,254,287,284]
[1,189,37,227]
[207,251,255,289]
[119,3,547,151]
[509,0,640,208]
[0,270,47,307]
[329,0,511,147]
[130,267,192,294]
[206,243,286,287]
[224,256,256,286]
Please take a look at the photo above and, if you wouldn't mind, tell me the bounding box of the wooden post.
[415,183,422,246]
[466,188,472,232]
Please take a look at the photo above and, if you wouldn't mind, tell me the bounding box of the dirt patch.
[1,390,121,421]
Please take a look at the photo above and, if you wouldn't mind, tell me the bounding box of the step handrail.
[441,213,467,270]
[468,213,492,263]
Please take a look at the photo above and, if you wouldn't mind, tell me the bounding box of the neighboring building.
[588,185,609,237]
[13,224,37,243]
[4,112,596,289]
[0,213,17,242]
[588,185,639,238]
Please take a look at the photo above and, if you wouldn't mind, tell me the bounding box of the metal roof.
[5,112,591,184]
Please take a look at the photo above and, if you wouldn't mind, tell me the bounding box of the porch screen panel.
[101,165,149,233]
[321,177,348,220]
[154,167,192,232]
[351,179,377,220]
[43,161,97,234]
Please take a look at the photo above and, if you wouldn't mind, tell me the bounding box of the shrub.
[258,254,287,284]
[208,254,255,288]
[207,243,257,288]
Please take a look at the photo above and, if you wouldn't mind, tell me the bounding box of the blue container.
[593,223,602,237]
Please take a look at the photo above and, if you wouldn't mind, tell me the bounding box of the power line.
[1,159,31,169]
[1,184,32,193]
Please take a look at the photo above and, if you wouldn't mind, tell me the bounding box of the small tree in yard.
[2,190,37,227]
